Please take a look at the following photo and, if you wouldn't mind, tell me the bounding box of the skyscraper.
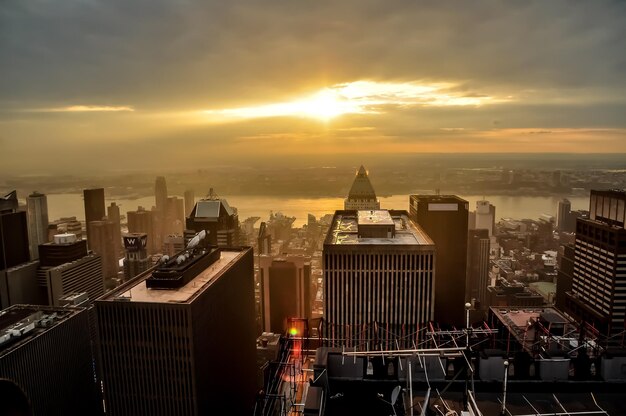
[474,200,495,237]
[127,206,158,254]
[26,191,49,260]
[122,233,150,281]
[0,305,102,415]
[88,220,119,282]
[185,194,240,247]
[409,194,469,327]
[258,255,312,333]
[184,189,195,217]
[96,245,257,415]
[154,176,168,213]
[565,189,626,338]
[344,165,380,210]
[556,198,572,232]
[0,210,30,272]
[466,229,490,311]
[83,188,105,243]
[0,190,18,213]
[324,209,435,346]
[38,251,104,306]
[107,202,122,256]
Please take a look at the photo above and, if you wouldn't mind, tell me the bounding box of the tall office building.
[127,206,159,254]
[474,200,495,237]
[39,233,88,267]
[344,165,380,210]
[122,233,151,281]
[88,220,119,281]
[557,198,572,232]
[0,260,42,308]
[39,252,104,306]
[154,176,168,213]
[258,222,272,255]
[107,202,122,255]
[83,188,105,243]
[26,192,49,260]
[0,210,30,271]
[324,210,435,346]
[0,190,19,213]
[556,243,575,311]
[166,196,185,235]
[184,189,195,217]
[96,244,257,415]
[258,255,312,333]
[185,195,240,247]
[0,305,102,415]
[466,229,490,310]
[410,194,469,327]
[565,190,626,338]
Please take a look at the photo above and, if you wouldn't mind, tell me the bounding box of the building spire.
[344,165,380,210]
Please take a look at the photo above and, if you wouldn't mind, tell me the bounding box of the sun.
[294,89,353,121]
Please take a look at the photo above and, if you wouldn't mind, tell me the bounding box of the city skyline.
[2,1,626,175]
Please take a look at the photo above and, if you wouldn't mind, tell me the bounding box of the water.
[41,193,590,227]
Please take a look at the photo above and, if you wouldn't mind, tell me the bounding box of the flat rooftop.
[325,210,434,246]
[0,305,79,357]
[102,250,242,304]
[357,210,394,226]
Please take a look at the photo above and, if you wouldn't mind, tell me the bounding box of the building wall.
[0,308,102,416]
[467,229,490,309]
[190,248,257,415]
[96,248,257,416]
[568,216,626,336]
[324,246,435,346]
[26,193,49,260]
[45,254,103,306]
[97,302,196,415]
[83,188,105,244]
[410,195,468,327]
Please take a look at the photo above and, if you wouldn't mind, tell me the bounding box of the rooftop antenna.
[501,360,509,416]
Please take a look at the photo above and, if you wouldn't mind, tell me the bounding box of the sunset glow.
[203,81,507,122]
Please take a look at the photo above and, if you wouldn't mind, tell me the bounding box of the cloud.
[201,80,509,122]
[33,105,135,113]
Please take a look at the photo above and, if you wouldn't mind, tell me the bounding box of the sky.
[1,0,626,174]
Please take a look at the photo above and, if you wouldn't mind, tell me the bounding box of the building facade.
[467,229,490,310]
[0,305,102,415]
[96,245,257,415]
[83,188,105,244]
[324,210,435,347]
[26,192,49,260]
[122,233,151,280]
[409,195,469,327]
[565,190,626,338]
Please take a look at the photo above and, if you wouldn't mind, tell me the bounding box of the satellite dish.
[390,385,401,406]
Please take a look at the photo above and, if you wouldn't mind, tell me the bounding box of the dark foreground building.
[565,189,626,338]
[0,305,102,415]
[410,195,469,327]
[96,244,257,415]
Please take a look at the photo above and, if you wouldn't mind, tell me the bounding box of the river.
[38,193,590,227]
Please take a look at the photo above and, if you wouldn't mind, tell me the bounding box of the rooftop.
[101,249,243,304]
[325,210,434,246]
[357,210,394,226]
[0,305,80,357]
